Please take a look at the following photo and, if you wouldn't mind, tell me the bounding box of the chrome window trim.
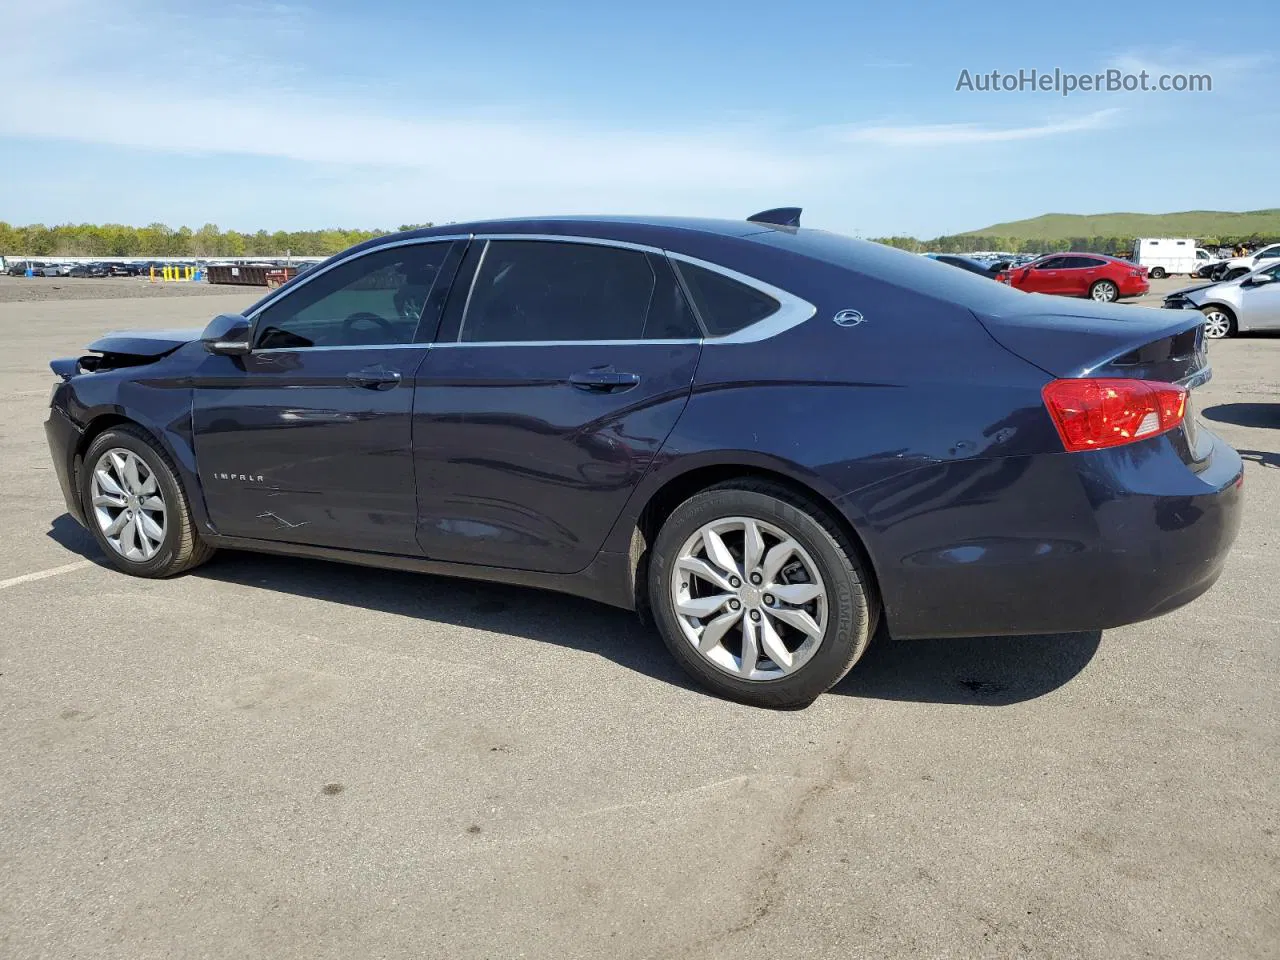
[243,234,471,342]
[252,343,434,355]
[447,234,815,347]
[433,338,700,349]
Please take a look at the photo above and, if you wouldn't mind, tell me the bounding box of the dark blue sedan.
[44,209,1243,707]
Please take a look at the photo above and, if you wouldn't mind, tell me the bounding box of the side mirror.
[201,313,252,356]
[1244,273,1274,287]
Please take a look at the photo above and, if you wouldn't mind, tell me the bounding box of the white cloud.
[833,109,1121,147]
[1107,48,1270,84]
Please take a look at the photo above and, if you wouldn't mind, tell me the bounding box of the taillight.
[1042,378,1188,452]
[996,272,1009,284]
[1128,268,1144,277]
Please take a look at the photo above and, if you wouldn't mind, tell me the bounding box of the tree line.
[0,222,434,258]
[3,220,1273,259]
[870,233,1277,255]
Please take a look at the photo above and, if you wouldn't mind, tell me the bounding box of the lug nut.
[750,572,763,585]
[749,610,761,622]
[729,599,741,611]
[763,594,775,606]
[729,576,741,588]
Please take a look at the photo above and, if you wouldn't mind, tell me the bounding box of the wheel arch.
[72,410,213,533]
[624,461,884,628]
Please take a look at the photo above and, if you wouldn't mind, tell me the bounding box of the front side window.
[254,242,451,349]
[1033,257,1066,270]
[459,240,698,343]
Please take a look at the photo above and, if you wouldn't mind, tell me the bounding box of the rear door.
[413,237,703,574]
[1055,256,1099,296]
[192,238,464,553]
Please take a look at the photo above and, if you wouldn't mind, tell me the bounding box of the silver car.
[1163,260,1280,339]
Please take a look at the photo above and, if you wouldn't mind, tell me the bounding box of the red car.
[997,254,1149,303]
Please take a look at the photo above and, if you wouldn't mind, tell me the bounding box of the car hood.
[1170,281,1218,298]
[86,328,203,357]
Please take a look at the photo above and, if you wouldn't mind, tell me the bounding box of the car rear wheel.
[647,481,877,708]
[1200,305,1236,339]
[1089,280,1119,302]
[80,426,215,577]
[1149,267,1167,279]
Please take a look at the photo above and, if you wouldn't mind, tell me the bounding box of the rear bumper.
[45,407,86,527]
[850,430,1244,640]
[1119,278,1150,297]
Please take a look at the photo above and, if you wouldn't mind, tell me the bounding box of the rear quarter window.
[673,260,779,337]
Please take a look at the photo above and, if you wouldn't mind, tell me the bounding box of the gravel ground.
[0,274,266,303]
[0,280,1275,960]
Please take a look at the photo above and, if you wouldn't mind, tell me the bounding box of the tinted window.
[254,243,450,349]
[1032,257,1066,269]
[1258,247,1280,260]
[461,240,688,343]
[674,260,779,337]
[1073,257,1108,268]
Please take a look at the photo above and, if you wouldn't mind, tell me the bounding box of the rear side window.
[458,240,698,343]
[1075,257,1108,268]
[673,260,779,337]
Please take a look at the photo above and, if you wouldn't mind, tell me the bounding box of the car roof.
[387,215,771,245]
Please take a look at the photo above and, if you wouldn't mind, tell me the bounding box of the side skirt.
[202,534,638,611]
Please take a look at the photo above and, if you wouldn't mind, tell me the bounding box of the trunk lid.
[970,297,1208,386]
[972,296,1212,462]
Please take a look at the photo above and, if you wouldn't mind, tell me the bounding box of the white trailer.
[1132,238,1214,278]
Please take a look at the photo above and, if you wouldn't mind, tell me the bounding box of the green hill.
[961,209,1280,241]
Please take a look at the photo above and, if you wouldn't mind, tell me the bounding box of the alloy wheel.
[1202,311,1232,339]
[670,517,828,681]
[91,448,167,561]
[1091,282,1118,302]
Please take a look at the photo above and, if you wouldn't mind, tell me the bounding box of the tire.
[1149,267,1167,280]
[1199,305,1236,340]
[80,425,215,577]
[647,480,878,709]
[1089,279,1119,303]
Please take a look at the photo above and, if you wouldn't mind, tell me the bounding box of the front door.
[192,239,463,553]
[1238,263,1280,331]
[413,238,703,574]
[1022,256,1066,294]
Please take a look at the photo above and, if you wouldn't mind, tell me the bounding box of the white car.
[1164,260,1280,338]
[1211,242,1280,281]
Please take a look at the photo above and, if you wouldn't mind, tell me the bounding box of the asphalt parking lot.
[1,276,1276,959]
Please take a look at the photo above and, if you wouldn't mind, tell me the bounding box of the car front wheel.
[1089,280,1119,302]
[80,425,215,577]
[1200,305,1236,339]
[648,481,877,708]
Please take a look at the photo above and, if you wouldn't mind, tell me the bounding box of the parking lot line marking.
[0,560,93,591]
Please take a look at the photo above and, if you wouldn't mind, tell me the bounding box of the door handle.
[346,367,402,390]
[568,370,641,393]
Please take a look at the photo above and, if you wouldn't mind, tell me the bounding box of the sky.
[0,0,1275,238]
